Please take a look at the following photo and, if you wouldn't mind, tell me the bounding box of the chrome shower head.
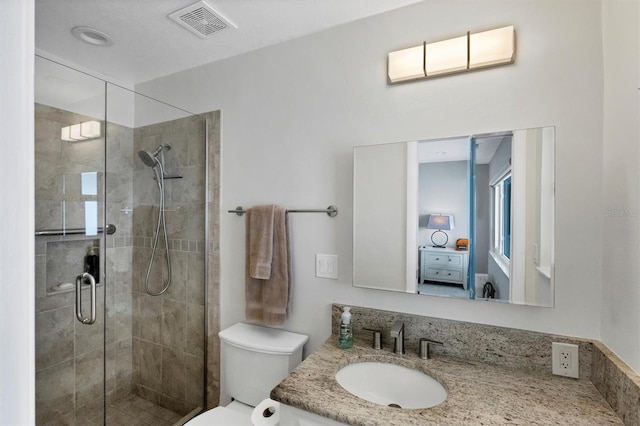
[138,143,171,168]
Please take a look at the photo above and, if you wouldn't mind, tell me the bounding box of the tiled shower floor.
[106,395,185,426]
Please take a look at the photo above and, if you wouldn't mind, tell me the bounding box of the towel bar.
[228,205,338,217]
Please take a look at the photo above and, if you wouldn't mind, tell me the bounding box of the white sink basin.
[335,361,447,409]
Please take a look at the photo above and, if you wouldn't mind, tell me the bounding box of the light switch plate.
[316,254,338,279]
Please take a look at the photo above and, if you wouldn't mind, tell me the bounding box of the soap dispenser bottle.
[338,306,353,349]
[84,246,100,283]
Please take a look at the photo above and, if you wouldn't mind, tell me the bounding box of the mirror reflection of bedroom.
[417,136,476,299]
[352,126,554,307]
[417,128,554,306]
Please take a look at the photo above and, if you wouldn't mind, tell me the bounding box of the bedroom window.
[492,172,511,263]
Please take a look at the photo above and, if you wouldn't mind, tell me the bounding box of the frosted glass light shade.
[61,126,72,141]
[387,25,515,84]
[469,26,515,69]
[425,35,468,76]
[388,44,425,83]
[81,121,101,139]
[69,123,85,141]
[61,120,101,142]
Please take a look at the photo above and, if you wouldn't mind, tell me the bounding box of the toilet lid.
[184,406,251,425]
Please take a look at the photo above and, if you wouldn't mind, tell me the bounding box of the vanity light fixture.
[425,35,468,76]
[387,25,515,83]
[388,44,426,82]
[469,26,515,69]
[426,214,455,248]
[61,121,101,142]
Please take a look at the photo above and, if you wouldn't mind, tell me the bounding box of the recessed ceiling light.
[71,26,113,47]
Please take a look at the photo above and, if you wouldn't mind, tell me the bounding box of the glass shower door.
[35,56,207,426]
[34,56,108,425]
[104,84,206,424]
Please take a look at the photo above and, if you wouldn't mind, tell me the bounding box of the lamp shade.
[426,214,454,230]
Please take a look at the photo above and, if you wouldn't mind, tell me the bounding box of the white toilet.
[185,322,308,425]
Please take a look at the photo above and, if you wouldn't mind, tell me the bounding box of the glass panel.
[416,136,470,299]
[104,84,206,423]
[35,56,207,426]
[35,55,107,425]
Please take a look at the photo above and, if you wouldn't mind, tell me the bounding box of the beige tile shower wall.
[131,115,207,416]
[34,104,135,424]
[205,111,221,409]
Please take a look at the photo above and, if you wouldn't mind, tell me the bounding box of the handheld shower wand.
[137,143,173,296]
[138,142,182,180]
[138,142,171,168]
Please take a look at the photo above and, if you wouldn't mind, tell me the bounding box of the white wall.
[0,0,35,423]
[353,143,408,292]
[600,0,640,372]
[418,161,469,247]
[137,0,610,361]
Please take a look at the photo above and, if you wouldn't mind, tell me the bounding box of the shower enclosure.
[34,56,208,425]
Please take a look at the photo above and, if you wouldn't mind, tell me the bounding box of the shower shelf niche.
[48,281,103,296]
[45,238,101,297]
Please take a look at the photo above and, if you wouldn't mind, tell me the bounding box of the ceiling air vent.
[169,0,236,39]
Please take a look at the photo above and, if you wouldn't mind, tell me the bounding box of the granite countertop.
[271,337,623,426]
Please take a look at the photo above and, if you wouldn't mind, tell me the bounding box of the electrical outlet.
[552,342,579,378]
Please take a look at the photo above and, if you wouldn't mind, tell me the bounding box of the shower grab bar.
[75,272,96,325]
[35,224,117,236]
[228,205,338,217]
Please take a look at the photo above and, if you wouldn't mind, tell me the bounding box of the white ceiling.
[418,135,507,164]
[35,0,423,85]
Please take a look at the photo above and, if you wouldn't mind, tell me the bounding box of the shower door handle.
[75,272,96,325]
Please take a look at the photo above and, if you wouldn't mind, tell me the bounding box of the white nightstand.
[419,246,469,289]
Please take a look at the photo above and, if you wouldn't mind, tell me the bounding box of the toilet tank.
[219,323,308,407]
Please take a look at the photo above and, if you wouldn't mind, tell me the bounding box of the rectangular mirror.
[353,126,555,307]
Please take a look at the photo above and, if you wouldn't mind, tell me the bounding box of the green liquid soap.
[338,306,353,349]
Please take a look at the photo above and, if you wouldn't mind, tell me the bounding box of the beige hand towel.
[247,204,275,279]
[245,205,290,326]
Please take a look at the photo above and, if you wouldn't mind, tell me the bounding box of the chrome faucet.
[390,320,405,354]
[419,338,443,359]
[363,328,383,350]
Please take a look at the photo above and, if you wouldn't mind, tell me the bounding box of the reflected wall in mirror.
[353,126,555,307]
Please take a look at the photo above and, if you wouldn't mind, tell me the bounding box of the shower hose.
[144,160,172,296]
